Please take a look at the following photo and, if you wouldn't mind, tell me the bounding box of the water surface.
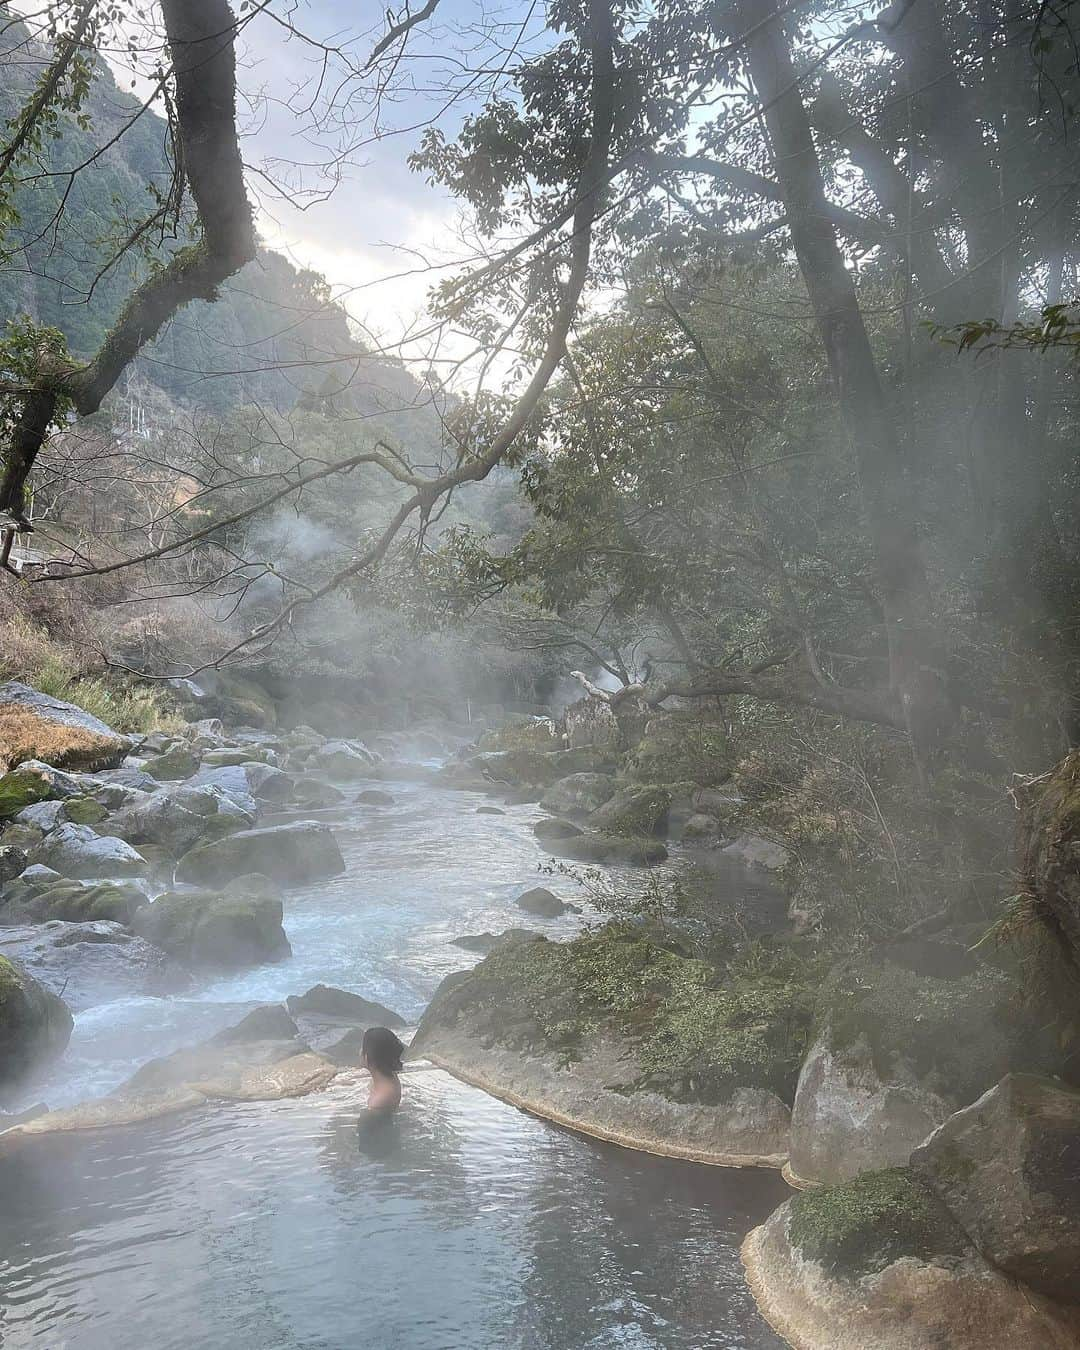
[0,768,787,1348]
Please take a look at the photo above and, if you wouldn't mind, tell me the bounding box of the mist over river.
[0,766,787,1349]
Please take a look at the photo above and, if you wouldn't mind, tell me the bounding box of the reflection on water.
[0,1070,786,1349]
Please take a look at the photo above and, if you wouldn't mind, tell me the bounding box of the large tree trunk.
[735,0,948,759]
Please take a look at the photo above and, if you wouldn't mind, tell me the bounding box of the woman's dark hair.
[362,1025,405,1075]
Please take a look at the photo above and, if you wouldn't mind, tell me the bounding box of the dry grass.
[0,707,116,771]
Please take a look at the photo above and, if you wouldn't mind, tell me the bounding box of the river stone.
[741,1191,1080,1350]
[356,788,395,806]
[721,833,790,871]
[787,1032,952,1187]
[186,765,258,816]
[0,954,73,1094]
[467,747,616,788]
[32,823,148,879]
[1,877,147,926]
[0,920,177,1012]
[211,1005,300,1045]
[175,820,345,886]
[680,813,723,842]
[141,747,200,781]
[93,765,162,797]
[533,817,584,841]
[289,778,346,811]
[310,740,377,779]
[911,1074,1080,1303]
[242,762,294,803]
[103,783,252,856]
[516,887,570,918]
[286,984,406,1027]
[0,843,26,885]
[588,784,671,837]
[132,875,291,970]
[14,799,66,831]
[540,773,617,817]
[546,832,668,866]
[0,762,66,818]
[0,681,131,771]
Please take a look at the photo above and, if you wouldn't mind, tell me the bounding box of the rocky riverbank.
[4,674,1080,1350]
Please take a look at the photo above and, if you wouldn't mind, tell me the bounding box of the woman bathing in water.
[360,1026,405,1113]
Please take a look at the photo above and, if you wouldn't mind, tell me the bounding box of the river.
[0,765,788,1348]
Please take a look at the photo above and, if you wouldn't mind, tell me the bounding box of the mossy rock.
[62,795,109,826]
[5,878,147,925]
[142,747,200,781]
[469,747,616,788]
[132,875,291,970]
[0,954,74,1093]
[814,957,1030,1105]
[425,924,814,1106]
[476,718,557,753]
[213,673,279,729]
[0,765,56,819]
[627,716,731,786]
[0,681,131,772]
[788,1166,968,1279]
[547,832,668,866]
[589,784,671,838]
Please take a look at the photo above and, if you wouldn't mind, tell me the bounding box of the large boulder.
[588,784,671,837]
[911,1074,1080,1303]
[186,764,259,815]
[516,886,571,917]
[466,747,616,788]
[175,820,345,886]
[788,1033,952,1188]
[721,833,790,871]
[103,783,252,856]
[410,925,809,1168]
[0,920,182,1011]
[0,955,73,1095]
[544,832,668,866]
[132,875,291,970]
[0,681,131,772]
[0,844,26,885]
[31,823,148,879]
[540,773,617,817]
[285,984,405,1027]
[742,1168,1080,1350]
[141,747,200,781]
[0,875,146,925]
[309,740,377,779]
[787,959,1021,1187]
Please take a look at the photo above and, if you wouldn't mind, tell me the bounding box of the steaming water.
[0,772,787,1348]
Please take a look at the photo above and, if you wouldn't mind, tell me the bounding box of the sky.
[12,0,547,368]
[200,0,547,365]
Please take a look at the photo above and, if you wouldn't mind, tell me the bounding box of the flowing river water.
[0,766,789,1349]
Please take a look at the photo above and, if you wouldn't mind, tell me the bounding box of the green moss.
[477,718,557,753]
[595,785,671,838]
[788,1167,968,1278]
[142,747,199,781]
[458,925,814,1104]
[476,747,615,786]
[0,767,54,819]
[628,717,731,786]
[816,959,1018,1104]
[63,795,108,825]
